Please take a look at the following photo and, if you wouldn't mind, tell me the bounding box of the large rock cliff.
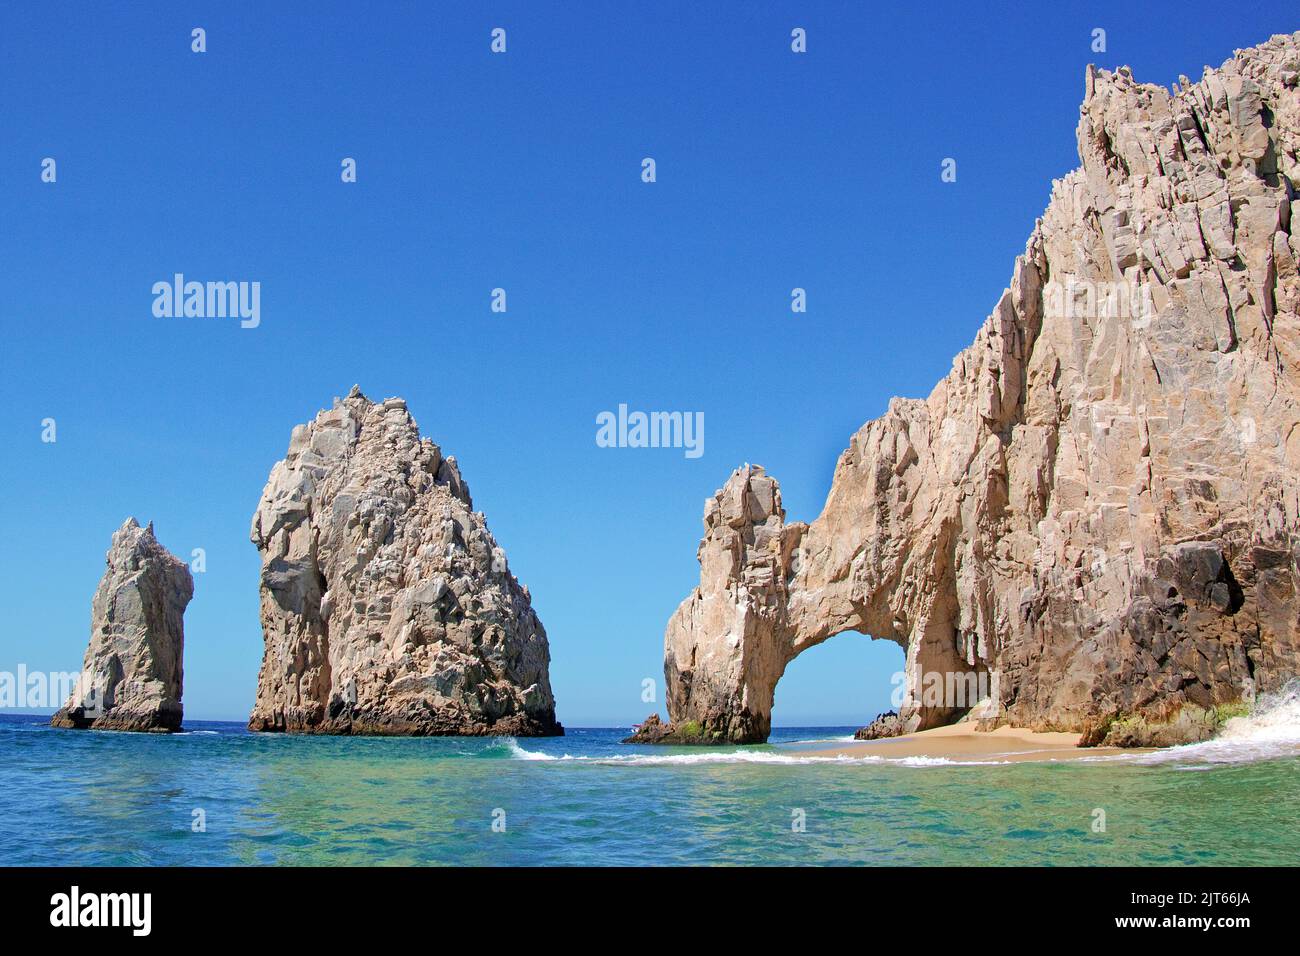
[52,518,193,733]
[248,387,561,736]
[641,34,1300,746]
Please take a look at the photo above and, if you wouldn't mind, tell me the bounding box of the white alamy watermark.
[50,886,151,937]
[890,669,996,711]
[1043,276,1153,326]
[596,404,704,459]
[152,274,261,328]
[0,666,97,712]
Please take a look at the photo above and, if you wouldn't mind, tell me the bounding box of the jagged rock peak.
[52,518,193,733]
[636,32,1300,747]
[248,389,561,736]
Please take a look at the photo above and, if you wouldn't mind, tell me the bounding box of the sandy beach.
[797,723,1150,763]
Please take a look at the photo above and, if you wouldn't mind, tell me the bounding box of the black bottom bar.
[0,866,1276,941]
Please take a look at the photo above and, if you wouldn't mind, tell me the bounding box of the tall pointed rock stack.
[52,518,193,732]
[248,387,561,736]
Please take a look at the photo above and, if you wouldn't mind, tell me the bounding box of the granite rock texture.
[52,518,193,733]
[248,387,560,736]
[639,34,1300,746]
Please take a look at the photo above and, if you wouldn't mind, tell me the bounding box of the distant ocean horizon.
[3,712,1298,866]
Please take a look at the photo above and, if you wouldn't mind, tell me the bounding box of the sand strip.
[796,723,1149,763]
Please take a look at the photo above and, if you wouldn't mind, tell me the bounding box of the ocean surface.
[3,696,1299,866]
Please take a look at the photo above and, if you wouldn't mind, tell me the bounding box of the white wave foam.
[504,738,558,761]
[508,687,1300,769]
[581,750,864,766]
[506,742,1004,767]
[1218,681,1300,742]
[593,751,1012,767]
[779,734,859,745]
[1110,681,1300,767]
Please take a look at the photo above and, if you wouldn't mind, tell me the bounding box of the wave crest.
[1130,679,1300,766]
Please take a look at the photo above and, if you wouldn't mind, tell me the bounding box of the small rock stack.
[52,518,193,733]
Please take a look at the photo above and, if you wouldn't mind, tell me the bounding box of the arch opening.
[769,631,905,734]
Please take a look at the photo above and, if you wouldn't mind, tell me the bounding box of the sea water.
[2,695,1298,866]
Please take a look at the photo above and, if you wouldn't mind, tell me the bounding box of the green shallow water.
[1,717,1297,865]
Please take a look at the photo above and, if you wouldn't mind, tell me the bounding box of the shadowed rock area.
[248,387,561,736]
[52,518,193,733]
[632,34,1300,747]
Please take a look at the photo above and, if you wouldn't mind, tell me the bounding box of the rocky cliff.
[248,387,561,736]
[637,34,1300,747]
[52,518,193,732]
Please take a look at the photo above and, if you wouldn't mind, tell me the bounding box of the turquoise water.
[1,714,1297,865]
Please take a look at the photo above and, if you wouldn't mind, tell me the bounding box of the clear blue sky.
[1,2,1289,725]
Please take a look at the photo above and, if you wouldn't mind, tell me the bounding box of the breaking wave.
[1126,680,1300,767]
[504,742,1006,767]
[504,738,559,761]
[504,683,1300,769]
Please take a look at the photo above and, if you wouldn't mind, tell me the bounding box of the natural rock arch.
[661,464,992,743]
[641,39,1300,746]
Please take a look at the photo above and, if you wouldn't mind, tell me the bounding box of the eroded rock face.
[248,387,561,736]
[648,35,1300,746]
[52,518,193,733]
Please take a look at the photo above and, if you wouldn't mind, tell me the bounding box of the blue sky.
[1,2,1289,725]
